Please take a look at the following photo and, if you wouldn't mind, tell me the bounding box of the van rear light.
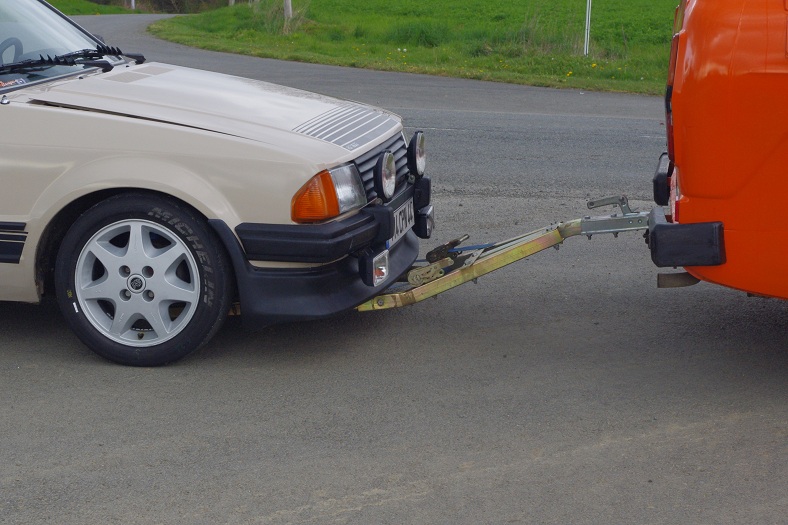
[665,0,686,162]
[667,34,680,88]
[664,0,687,218]
[666,34,680,161]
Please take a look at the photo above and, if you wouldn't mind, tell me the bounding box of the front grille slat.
[353,132,409,201]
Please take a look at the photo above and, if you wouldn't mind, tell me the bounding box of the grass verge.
[149,0,677,94]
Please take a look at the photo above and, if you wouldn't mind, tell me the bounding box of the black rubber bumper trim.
[648,207,725,267]
[235,186,413,264]
[209,219,419,328]
[653,152,672,206]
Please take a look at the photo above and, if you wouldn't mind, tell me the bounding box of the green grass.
[49,0,138,15]
[149,0,677,94]
[50,0,676,94]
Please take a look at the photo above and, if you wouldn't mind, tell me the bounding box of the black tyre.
[55,193,233,366]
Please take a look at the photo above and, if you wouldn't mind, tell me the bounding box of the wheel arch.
[35,188,236,300]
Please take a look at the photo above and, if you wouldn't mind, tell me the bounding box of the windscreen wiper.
[66,45,146,67]
[0,45,145,75]
[56,45,145,63]
[0,51,110,74]
[96,44,146,65]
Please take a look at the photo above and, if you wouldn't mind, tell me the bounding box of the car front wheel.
[55,193,233,366]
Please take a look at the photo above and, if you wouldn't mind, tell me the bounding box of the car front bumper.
[208,183,432,327]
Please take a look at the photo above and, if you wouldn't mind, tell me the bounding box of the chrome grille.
[352,132,409,201]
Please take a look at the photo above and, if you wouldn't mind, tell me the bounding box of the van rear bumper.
[647,207,725,267]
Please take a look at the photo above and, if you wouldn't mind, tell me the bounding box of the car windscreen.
[0,0,102,87]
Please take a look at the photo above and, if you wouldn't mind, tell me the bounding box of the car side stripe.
[0,222,27,263]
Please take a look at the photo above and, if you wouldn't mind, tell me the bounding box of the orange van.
[649,0,788,298]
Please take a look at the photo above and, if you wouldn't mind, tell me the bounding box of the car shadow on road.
[3,289,788,384]
[0,299,103,365]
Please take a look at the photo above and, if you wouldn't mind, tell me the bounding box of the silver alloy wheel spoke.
[75,219,201,347]
[152,243,186,274]
[158,280,197,305]
[108,300,139,336]
[138,300,171,338]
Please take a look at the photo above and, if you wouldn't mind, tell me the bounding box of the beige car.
[0,0,433,366]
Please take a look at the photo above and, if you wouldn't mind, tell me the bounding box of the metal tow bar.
[356,196,650,312]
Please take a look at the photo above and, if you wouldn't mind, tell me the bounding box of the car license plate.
[388,199,415,248]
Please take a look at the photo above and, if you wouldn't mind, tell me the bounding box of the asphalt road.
[2,15,786,525]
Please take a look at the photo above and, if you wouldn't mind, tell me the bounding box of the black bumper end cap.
[653,152,672,206]
[413,176,431,210]
[414,204,434,239]
[648,207,725,268]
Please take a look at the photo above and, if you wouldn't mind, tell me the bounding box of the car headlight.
[407,131,426,177]
[291,164,367,223]
[374,151,397,202]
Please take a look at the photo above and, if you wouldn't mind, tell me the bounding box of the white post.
[284,0,292,20]
[584,0,592,56]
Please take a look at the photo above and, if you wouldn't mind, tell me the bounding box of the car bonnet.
[27,62,402,152]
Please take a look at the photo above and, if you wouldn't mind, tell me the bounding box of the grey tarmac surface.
[1,14,786,525]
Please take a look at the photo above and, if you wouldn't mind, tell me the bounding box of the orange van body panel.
[670,0,788,297]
